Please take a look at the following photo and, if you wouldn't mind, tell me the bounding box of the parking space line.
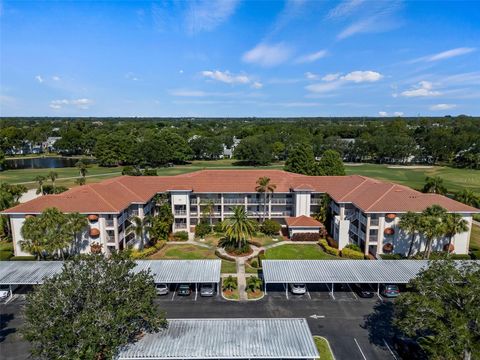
[326,283,335,300]
[347,284,358,300]
[171,284,178,301]
[354,338,367,360]
[305,285,311,300]
[284,283,289,300]
[383,339,398,359]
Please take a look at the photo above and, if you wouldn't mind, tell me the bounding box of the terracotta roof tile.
[285,215,323,227]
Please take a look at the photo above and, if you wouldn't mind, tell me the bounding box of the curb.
[313,336,336,360]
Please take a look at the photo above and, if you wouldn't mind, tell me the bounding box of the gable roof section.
[2,169,478,214]
[285,215,323,227]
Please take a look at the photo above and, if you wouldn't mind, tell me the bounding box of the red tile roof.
[285,215,323,227]
[2,170,478,215]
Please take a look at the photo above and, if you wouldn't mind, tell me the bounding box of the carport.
[116,318,319,360]
[134,260,222,300]
[262,259,434,299]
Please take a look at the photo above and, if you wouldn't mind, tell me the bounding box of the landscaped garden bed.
[313,336,334,360]
[222,275,239,300]
[247,289,263,300]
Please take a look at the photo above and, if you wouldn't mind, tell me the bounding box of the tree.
[394,260,480,360]
[75,177,86,186]
[246,276,263,292]
[0,149,5,170]
[222,275,237,291]
[48,171,58,191]
[316,150,345,176]
[422,176,447,195]
[0,183,27,239]
[66,213,88,253]
[234,136,273,166]
[284,143,316,175]
[419,205,447,259]
[255,177,276,222]
[443,213,469,256]
[34,175,46,195]
[260,219,281,235]
[23,254,167,359]
[398,212,422,258]
[76,160,88,179]
[201,199,215,230]
[455,189,480,208]
[128,215,152,251]
[221,206,256,252]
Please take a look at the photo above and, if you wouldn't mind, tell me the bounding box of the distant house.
[42,137,62,152]
[221,137,241,159]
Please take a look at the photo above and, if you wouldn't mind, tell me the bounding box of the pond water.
[5,157,96,170]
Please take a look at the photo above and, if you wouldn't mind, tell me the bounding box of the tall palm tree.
[422,176,447,195]
[201,199,215,231]
[34,175,46,195]
[443,213,469,256]
[255,177,276,222]
[128,215,152,251]
[222,206,256,251]
[65,212,88,254]
[20,217,45,260]
[76,160,88,182]
[420,205,447,259]
[398,211,422,258]
[454,189,480,208]
[48,171,58,192]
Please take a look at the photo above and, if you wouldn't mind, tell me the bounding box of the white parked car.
[289,283,307,295]
[0,285,16,300]
[155,283,169,296]
[200,283,215,297]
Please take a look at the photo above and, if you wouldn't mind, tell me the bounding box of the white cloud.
[341,70,383,83]
[305,72,319,80]
[52,76,61,81]
[185,0,239,33]
[378,111,404,117]
[400,81,441,97]
[327,0,365,19]
[322,73,341,82]
[201,70,250,84]
[394,112,404,116]
[305,81,343,93]
[35,75,44,83]
[251,81,263,89]
[242,43,292,67]
[430,103,456,111]
[412,47,476,63]
[295,50,328,63]
[125,73,139,81]
[179,70,184,74]
[337,18,374,39]
[50,98,93,110]
[378,111,388,117]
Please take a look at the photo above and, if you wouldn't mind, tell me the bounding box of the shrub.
[291,233,320,242]
[222,275,237,291]
[213,221,224,233]
[319,239,328,248]
[249,258,259,268]
[130,241,166,259]
[246,276,262,292]
[380,253,404,260]
[0,251,13,260]
[324,246,340,257]
[345,243,361,252]
[260,219,281,235]
[10,255,36,261]
[413,251,471,260]
[172,231,188,241]
[195,222,211,238]
[0,242,14,252]
[326,236,338,248]
[341,247,365,259]
[142,168,157,176]
[470,250,480,260]
[258,252,266,267]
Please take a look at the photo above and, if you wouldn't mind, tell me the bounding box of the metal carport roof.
[0,260,221,285]
[262,259,448,284]
[116,318,319,360]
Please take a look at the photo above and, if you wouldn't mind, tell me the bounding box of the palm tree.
[222,275,237,291]
[76,160,88,182]
[201,199,215,231]
[422,176,447,195]
[419,205,447,259]
[454,189,480,208]
[398,211,422,258]
[128,215,152,251]
[222,206,256,251]
[34,175,46,195]
[65,212,88,255]
[48,171,58,192]
[75,177,86,186]
[255,177,276,222]
[246,276,263,292]
[20,217,45,260]
[443,213,469,256]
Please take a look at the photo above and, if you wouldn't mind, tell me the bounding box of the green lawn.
[148,244,217,260]
[265,244,339,260]
[221,260,237,274]
[470,224,480,252]
[313,336,334,360]
[345,163,480,195]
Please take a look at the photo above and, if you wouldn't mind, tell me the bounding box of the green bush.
[470,250,480,260]
[130,241,166,259]
[324,246,340,257]
[0,242,14,252]
[172,231,188,241]
[341,247,365,259]
[195,222,211,238]
[249,258,259,268]
[291,233,320,242]
[345,243,361,252]
[260,219,281,235]
[0,251,13,260]
[10,255,36,261]
[414,251,471,260]
[213,221,224,233]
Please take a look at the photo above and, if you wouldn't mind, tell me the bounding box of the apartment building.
[2,170,478,257]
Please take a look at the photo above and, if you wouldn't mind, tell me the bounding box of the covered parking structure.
[116,318,319,360]
[262,259,435,298]
[0,260,221,300]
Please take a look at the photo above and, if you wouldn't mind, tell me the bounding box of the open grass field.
[265,244,339,260]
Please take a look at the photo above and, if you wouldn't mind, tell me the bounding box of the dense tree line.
[0,116,478,169]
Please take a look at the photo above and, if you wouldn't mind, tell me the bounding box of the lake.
[5,157,96,170]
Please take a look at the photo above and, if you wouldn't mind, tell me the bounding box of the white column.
[113,216,119,250]
[364,216,370,256]
[221,194,224,221]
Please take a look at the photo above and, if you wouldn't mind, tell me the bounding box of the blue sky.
[1,0,479,117]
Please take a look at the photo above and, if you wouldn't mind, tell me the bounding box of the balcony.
[174,223,187,229]
[310,198,322,205]
[224,198,244,204]
[174,210,187,216]
[105,219,114,227]
[271,198,292,205]
[247,199,261,204]
[370,219,379,226]
[270,211,292,216]
[359,213,367,224]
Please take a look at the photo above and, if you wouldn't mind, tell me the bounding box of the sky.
[0,0,479,117]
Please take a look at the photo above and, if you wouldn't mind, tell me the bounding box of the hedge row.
[319,239,340,256]
[172,231,188,241]
[130,241,166,259]
[0,251,13,260]
[326,236,338,248]
[340,247,365,259]
[291,233,320,242]
[10,255,36,261]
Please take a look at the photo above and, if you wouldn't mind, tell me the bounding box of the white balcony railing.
[224,198,245,204]
[174,223,187,229]
[271,199,292,204]
[310,198,322,205]
[174,210,187,216]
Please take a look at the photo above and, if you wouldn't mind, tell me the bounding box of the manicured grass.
[148,244,217,260]
[470,224,480,252]
[265,244,339,260]
[221,260,237,274]
[345,163,480,195]
[202,233,280,248]
[314,336,334,360]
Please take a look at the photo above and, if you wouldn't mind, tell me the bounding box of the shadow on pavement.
[362,300,396,350]
[0,313,15,343]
